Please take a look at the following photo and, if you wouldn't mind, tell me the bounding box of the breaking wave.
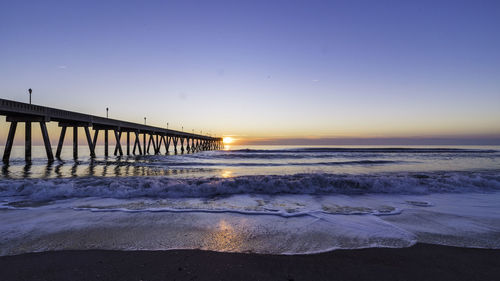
[143,160,401,167]
[1,171,499,201]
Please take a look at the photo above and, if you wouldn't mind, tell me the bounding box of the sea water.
[1,145,499,255]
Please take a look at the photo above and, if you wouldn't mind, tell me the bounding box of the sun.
[223,137,234,144]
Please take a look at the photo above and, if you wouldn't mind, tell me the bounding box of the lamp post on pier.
[28,88,32,104]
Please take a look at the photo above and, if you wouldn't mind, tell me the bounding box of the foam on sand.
[1,192,500,256]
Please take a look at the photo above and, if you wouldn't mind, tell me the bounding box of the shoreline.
[1,243,499,281]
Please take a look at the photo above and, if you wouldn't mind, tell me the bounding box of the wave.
[1,171,499,201]
[144,160,401,167]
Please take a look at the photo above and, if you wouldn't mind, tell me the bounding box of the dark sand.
[1,243,499,281]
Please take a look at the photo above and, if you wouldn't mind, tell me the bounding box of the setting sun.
[223,137,234,144]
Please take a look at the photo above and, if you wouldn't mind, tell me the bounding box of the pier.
[0,98,223,162]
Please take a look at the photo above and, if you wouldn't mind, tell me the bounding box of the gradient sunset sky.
[1,0,499,145]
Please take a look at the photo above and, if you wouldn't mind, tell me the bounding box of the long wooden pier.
[0,98,223,162]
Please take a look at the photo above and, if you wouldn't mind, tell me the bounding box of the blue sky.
[1,0,499,144]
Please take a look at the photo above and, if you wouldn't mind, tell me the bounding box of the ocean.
[1,145,500,255]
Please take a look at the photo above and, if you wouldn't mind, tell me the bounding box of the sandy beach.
[1,243,499,281]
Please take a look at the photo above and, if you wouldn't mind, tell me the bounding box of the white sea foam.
[1,192,500,256]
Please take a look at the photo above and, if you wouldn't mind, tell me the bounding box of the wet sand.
[0,243,499,281]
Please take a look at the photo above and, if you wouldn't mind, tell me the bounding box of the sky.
[1,0,499,145]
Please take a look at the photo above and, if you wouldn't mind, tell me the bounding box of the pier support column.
[156,135,160,154]
[143,133,146,155]
[133,131,142,155]
[126,132,130,155]
[73,126,78,159]
[180,138,185,153]
[146,135,151,154]
[113,130,123,156]
[25,122,31,162]
[56,126,67,159]
[84,127,95,158]
[158,135,164,154]
[40,122,54,161]
[152,134,157,154]
[92,129,99,152]
[164,136,170,154]
[147,134,156,155]
[114,130,123,156]
[173,137,178,154]
[132,134,137,155]
[2,122,17,163]
[104,130,108,157]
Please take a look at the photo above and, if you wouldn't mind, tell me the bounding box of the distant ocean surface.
[1,145,500,255]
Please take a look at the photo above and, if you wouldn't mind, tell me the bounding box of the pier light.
[182,126,184,131]
[28,88,32,104]
[144,117,146,125]
[167,122,169,129]
[106,107,109,118]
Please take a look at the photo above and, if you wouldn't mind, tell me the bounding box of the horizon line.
[236,136,500,146]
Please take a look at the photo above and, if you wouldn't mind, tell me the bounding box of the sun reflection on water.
[221,170,233,178]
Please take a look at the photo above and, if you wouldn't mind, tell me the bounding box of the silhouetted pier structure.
[0,98,223,162]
